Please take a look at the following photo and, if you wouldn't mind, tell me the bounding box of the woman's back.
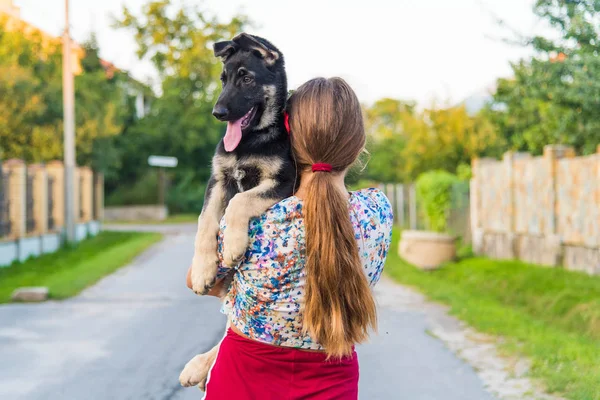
[218,188,393,350]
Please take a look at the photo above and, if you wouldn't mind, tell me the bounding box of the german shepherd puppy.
[180,33,295,389]
[189,33,295,295]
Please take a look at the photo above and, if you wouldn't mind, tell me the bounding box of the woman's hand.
[186,266,225,297]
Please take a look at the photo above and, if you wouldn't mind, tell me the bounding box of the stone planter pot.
[399,230,457,270]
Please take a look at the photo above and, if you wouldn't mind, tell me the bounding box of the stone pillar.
[544,145,575,236]
[543,145,575,266]
[502,151,532,259]
[28,164,48,235]
[470,158,482,254]
[503,151,518,236]
[74,168,80,224]
[3,159,26,238]
[78,166,93,222]
[94,172,104,221]
[46,161,64,231]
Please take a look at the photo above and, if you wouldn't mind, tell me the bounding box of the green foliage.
[364,99,504,183]
[165,171,206,214]
[0,231,161,302]
[75,34,125,169]
[364,135,406,183]
[109,213,198,225]
[455,163,472,181]
[0,17,143,172]
[487,0,600,155]
[110,0,250,212]
[387,228,600,399]
[0,17,63,161]
[348,179,381,191]
[415,170,460,233]
[105,171,159,206]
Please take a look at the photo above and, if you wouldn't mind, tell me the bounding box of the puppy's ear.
[232,33,279,65]
[213,40,237,60]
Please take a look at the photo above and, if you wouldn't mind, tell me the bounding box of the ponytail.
[303,172,377,358]
[289,77,377,358]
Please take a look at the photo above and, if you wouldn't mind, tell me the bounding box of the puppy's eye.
[243,75,253,84]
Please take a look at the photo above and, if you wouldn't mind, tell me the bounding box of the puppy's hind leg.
[179,320,230,391]
[179,343,219,391]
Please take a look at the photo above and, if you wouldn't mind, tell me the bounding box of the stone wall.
[471,145,600,274]
[103,205,168,222]
[0,160,104,267]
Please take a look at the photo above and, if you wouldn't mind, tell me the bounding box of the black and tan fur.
[180,34,295,390]
[189,33,295,294]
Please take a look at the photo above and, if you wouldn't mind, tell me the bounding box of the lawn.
[107,213,198,225]
[386,229,600,400]
[0,231,162,303]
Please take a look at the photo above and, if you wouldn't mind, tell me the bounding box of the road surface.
[0,225,495,400]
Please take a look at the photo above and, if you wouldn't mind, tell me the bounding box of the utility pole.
[63,0,76,243]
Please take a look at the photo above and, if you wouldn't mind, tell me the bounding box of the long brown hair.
[288,77,377,358]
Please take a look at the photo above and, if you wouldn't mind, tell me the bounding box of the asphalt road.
[0,227,495,400]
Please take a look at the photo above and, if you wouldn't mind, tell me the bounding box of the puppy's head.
[212,33,287,152]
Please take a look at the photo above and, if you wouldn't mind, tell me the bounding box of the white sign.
[148,155,178,168]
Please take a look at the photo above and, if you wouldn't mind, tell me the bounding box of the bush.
[415,170,460,233]
[456,163,472,181]
[105,169,206,214]
[105,172,159,206]
[165,171,206,214]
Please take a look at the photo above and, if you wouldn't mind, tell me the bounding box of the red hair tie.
[312,163,332,172]
[283,111,290,134]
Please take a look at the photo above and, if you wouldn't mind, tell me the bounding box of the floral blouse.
[216,188,394,350]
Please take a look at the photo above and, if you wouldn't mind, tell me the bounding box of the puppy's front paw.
[222,225,249,267]
[190,255,218,295]
[179,353,213,390]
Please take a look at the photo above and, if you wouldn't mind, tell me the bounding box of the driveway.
[0,226,495,399]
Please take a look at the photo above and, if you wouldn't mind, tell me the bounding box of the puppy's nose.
[212,105,229,120]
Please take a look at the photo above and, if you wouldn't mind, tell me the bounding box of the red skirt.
[204,328,359,400]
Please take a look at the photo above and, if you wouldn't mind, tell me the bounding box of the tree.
[0,16,63,161]
[75,34,123,168]
[112,1,250,210]
[0,17,136,171]
[363,99,416,182]
[363,99,504,183]
[488,0,600,155]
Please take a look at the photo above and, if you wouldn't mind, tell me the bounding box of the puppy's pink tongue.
[223,118,243,152]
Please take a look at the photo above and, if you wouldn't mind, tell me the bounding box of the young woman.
[187,77,393,399]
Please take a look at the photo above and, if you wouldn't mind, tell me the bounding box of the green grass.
[0,231,162,303]
[107,213,198,225]
[386,229,600,400]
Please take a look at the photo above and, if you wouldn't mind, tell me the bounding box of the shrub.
[105,172,159,206]
[456,163,472,181]
[165,171,206,214]
[415,170,460,233]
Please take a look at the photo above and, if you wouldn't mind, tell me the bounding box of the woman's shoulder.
[349,188,394,224]
[259,196,303,224]
[260,188,394,223]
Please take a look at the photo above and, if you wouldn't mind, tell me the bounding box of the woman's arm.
[186,266,225,297]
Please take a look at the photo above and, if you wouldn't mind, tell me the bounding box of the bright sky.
[14,0,541,105]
